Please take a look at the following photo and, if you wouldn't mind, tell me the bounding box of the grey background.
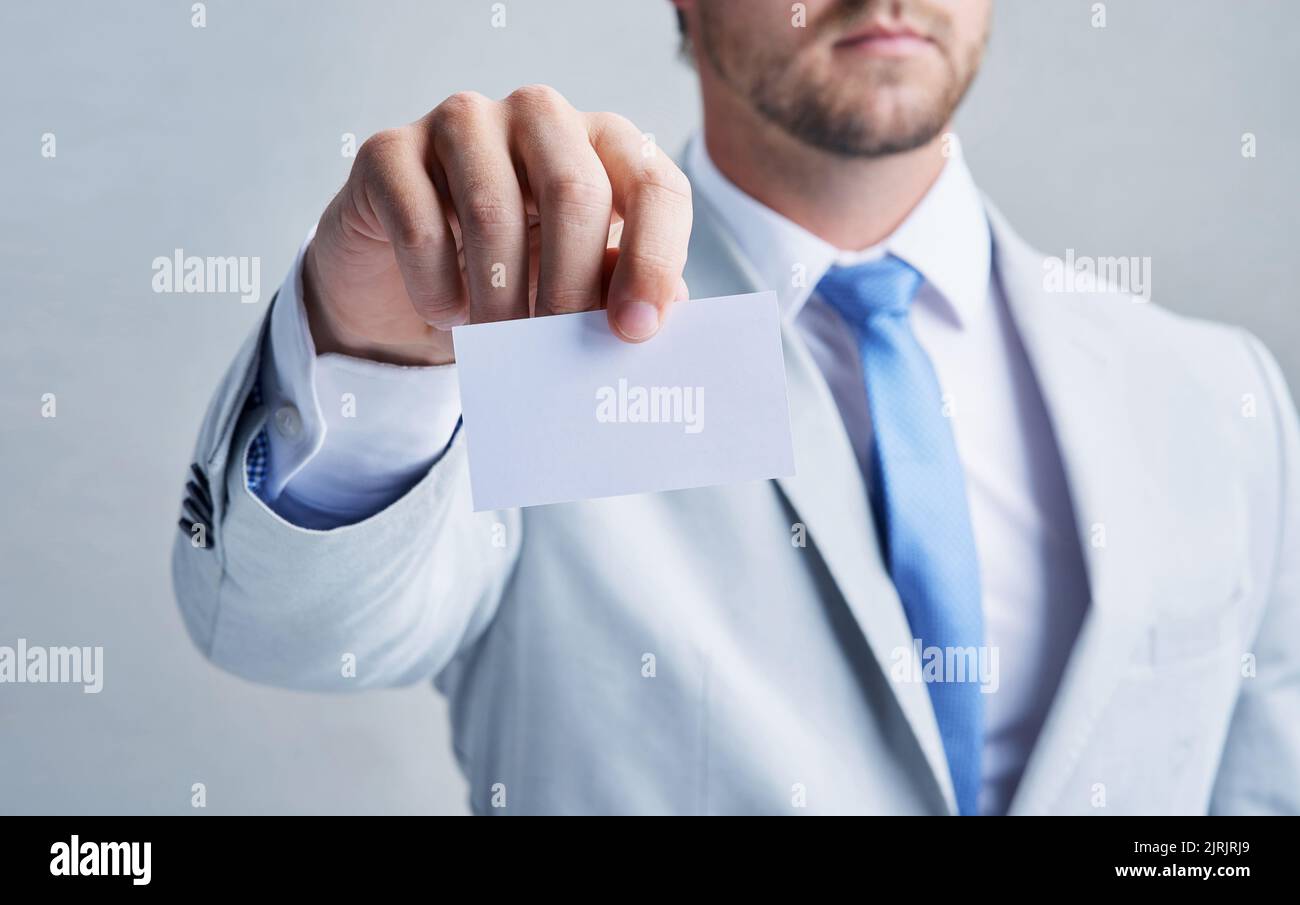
[1,0,1294,815]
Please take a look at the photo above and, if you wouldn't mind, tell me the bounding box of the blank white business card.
[452,291,795,511]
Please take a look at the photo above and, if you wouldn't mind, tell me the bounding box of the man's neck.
[701,86,948,253]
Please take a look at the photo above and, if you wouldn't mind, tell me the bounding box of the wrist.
[301,241,453,367]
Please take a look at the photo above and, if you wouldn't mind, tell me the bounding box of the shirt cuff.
[256,226,462,525]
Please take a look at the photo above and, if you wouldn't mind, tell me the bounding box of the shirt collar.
[685,133,991,328]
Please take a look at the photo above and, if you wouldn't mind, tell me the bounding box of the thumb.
[600,246,690,341]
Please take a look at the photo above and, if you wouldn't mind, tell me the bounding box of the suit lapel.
[986,202,1161,815]
[684,183,958,813]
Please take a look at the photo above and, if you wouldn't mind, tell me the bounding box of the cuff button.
[273,404,302,440]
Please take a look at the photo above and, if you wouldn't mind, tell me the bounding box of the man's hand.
[302,85,693,366]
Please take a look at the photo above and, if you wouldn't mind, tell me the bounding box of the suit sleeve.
[1210,333,1300,814]
[169,296,520,692]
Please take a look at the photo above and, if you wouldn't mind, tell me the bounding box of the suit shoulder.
[1095,294,1293,479]
[1074,290,1269,394]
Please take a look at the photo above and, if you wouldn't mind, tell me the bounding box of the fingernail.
[615,301,660,341]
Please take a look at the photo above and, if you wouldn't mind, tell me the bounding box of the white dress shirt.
[256,135,1091,815]
[253,227,464,528]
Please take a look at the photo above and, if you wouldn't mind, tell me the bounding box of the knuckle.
[588,110,634,139]
[507,83,569,116]
[412,286,465,319]
[433,90,493,130]
[542,167,612,218]
[390,216,442,253]
[544,286,600,315]
[622,244,681,281]
[459,196,520,239]
[355,128,407,170]
[634,163,693,209]
[600,110,636,131]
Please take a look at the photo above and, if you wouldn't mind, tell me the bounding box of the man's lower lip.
[834,34,932,56]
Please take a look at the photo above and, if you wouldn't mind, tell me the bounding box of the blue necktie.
[816,256,985,816]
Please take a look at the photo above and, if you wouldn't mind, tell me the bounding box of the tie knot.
[816,255,923,330]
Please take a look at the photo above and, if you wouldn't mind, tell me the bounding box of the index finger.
[585,113,693,342]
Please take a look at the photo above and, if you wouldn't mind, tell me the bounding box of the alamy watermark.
[0,639,103,693]
[595,378,704,434]
[151,248,261,303]
[1042,249,1151,301]
[890,640,999,694]
[50,836,150,885]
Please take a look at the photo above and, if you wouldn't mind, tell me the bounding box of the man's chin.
[752,60,959,157]
[833,87,948,130]
[784,99,949,158]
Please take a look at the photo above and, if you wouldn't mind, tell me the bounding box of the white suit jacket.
[172,168,1300,815]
